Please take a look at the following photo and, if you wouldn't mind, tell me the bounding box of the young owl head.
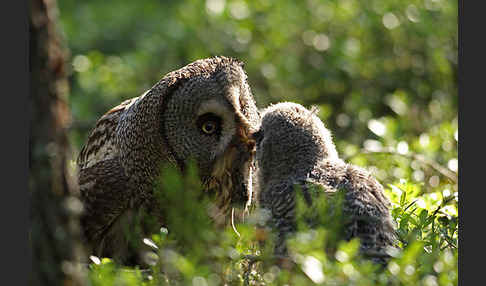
[255,102,338,185]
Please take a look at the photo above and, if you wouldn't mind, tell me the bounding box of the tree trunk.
[29,0,86,285]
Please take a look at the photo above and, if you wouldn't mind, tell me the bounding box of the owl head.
[255,102,338,185]
[116,56,260,218]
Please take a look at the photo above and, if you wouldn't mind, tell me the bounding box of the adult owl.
[254,102,398,263]
[77,56,260,263]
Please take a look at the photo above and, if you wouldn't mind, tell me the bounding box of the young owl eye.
[197,113,222,136]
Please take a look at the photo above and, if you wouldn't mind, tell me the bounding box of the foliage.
[86,162,457,285]
[56,0,457,285]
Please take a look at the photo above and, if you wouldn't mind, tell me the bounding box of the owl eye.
[202,121,216,134]
[197,113,222,136]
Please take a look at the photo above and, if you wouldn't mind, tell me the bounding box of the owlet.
[255,102,397,264]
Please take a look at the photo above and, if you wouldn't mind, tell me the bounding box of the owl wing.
[309,160,398,262]
[76,97,139,256]
[76,95,166,262]
[259,180,298,256]
[78,157,133,253]
[337,164,398,262]
[77,96,139,170]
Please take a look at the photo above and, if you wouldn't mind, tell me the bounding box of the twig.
[432,196,456,218]
[440,237,457,250]
[404,199,418,212]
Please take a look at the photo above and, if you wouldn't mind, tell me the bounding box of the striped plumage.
[78,97,139,170]
[255,102,398,263]
[77,57,260,264]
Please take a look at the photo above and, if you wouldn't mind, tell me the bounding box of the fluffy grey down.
[255,102,398,264]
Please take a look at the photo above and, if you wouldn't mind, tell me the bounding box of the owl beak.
[249,129,264,146]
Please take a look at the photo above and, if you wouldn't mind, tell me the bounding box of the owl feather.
[255,102,398,264]
[77,96,139,169]
[77,56,260,264]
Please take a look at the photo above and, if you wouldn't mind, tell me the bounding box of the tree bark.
[29,0,87,285]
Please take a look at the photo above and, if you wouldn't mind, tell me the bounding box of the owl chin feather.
[203,148,254,226]
[197,119,257,227]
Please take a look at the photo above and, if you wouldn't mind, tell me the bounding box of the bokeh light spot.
[383,12,400,29]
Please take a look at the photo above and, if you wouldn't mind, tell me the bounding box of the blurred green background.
[55,1,458,284]
[58,0,457,200]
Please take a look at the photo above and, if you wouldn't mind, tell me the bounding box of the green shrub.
[86,161,457,286]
